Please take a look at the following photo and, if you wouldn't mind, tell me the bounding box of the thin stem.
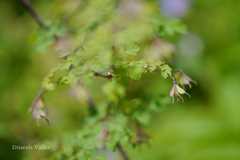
[20,0,49,29]
[116,143,129,160]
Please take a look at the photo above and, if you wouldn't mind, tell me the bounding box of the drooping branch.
[116,143,129,160]
[19,0,49,29]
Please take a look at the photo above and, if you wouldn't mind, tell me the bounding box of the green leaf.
[127,61,145,80]
[160,64,172,79]
[156,19,187,37]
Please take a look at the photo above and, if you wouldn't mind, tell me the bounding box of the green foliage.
[34,23,66,53]
[2,0,240,160]
[28,0,190,159]
[155,19,187,37]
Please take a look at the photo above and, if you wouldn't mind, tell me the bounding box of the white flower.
[169,81,189,103]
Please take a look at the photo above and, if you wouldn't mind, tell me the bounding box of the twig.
[94,71,113,80]
[116,143,129,160]
[20,0,49,29]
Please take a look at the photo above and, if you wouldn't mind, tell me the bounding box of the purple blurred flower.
[178,33,204,57]
[118,0,143,19]
[160,0,191,18]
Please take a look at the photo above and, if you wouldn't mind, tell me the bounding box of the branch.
[116,143,129,160]
[19,0,49,29]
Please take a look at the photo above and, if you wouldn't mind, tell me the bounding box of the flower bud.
[174,70,196,88]
[30,96,49,125]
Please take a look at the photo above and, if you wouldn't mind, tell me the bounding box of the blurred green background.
[0,0,240,159]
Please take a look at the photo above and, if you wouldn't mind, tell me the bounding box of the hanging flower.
[30,92,49,125]
[174,70,196,88]
[169,81,190,103]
